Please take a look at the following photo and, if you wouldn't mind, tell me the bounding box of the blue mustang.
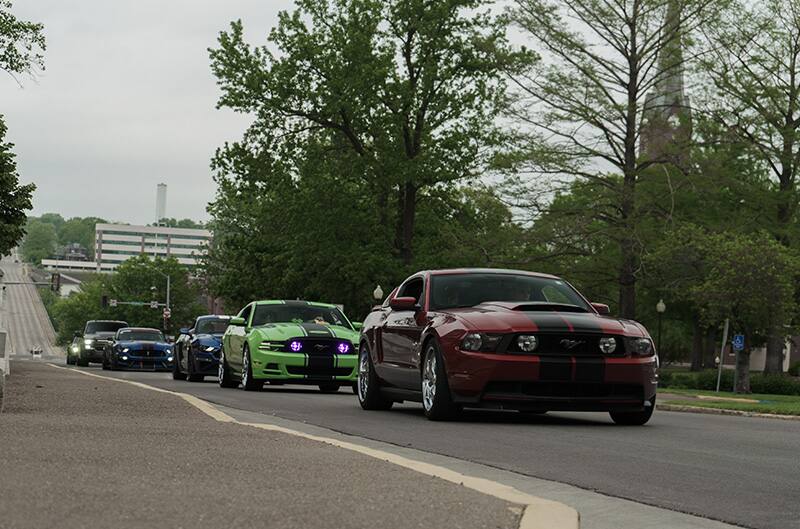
[172,315,231,382]
[102,327,174,371]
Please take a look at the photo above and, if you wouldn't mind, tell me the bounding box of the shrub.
[788,362,800,377]
[659,369,800,395]
[750,374,800,396]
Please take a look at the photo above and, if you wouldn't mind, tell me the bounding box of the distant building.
[42,223,211,272]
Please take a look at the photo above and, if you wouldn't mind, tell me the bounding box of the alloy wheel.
[422,348,437,411]
[242,349,250,387]
[358,350,369,402]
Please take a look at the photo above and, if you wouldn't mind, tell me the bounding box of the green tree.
[58,216,105,258]
[506,0,723,319]
[210,0,532,266]
[0,119,34,256]
[700,0,800,373]
[21,218,56,264]
[0,0,45,79]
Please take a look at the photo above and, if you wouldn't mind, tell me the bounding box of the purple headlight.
[289,340,302,352]
[337,342,350,354]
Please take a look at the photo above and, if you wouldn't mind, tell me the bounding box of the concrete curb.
[659,403,800,421]
[49,364,580,529]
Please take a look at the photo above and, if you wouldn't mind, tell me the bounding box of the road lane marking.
[46,364,579,529]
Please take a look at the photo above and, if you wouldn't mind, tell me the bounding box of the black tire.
[421,340,461,421]
[318,383,340,393]
[101,354,109,371]
[66,354,75,366]
[610,398,656,426]
[218,347,238,388]
[76,356,89,367]
[240,345,263,392]
[109,354,119,371]
[186,350,204,382]
[172,347,186,380]
[357,343,393,410]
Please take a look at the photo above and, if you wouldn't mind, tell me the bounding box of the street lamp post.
[656,299,666,364]
[373,285,383,302]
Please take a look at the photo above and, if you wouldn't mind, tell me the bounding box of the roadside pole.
[715,318,729,392]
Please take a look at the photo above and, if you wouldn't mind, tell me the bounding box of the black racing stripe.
[306,354,335,379]
[283,300,310,307]
[539,356,572,381]
[300,323,333,337]
[523,313,571,332]
[575,357,604,383]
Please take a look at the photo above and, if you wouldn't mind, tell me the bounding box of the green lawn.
[662,389,800,416]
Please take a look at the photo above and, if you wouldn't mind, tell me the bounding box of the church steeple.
[641,0,692,166]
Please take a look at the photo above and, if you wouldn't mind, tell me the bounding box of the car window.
[398,277,424,303]
[116,330,164,342]
[250,304,350,328]
[85,321,127,333]
[238,304,253,325]
[195,318,230,334]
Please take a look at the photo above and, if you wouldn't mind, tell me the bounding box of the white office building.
[42,223,211,273]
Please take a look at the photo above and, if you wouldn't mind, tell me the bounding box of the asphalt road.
[0,253,58,358]
[90,368,800,529]
[0,362,520,529]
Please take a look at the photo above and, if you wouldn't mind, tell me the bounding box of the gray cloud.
[1,0,293,224]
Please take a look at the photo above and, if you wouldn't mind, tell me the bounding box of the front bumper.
[114,354,173,371]
[190,350,220,375]
[446,351,657,412]
[251,350,357,383]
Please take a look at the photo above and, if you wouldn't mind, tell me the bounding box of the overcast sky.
[1,1,295,225]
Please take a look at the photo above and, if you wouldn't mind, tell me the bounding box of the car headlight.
[598,337,617,354]
[121,355,128,361]
[516,334,538,352]
[625,337,654,356]
[204,346,216,352]
[167,356,174,362]
[83,338,93,346]
[122,348,129,353]
[71,346,79,353]
[164,348,172,354]
[460,333,503,352]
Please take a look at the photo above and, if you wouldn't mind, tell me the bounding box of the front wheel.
[421,341,461,421]
[357,344,393,411]
[218,349,238,388]
[609,398,655,426]
[186,351,203,382]
[76,355,89,367]
[172,347,186,380]
[240,346,263,391]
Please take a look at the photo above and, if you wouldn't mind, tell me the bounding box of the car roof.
[117,327,162,333]
[423,268,561,280]
[252,300,339,309]
[88,320,128,324]
[195,314,231,320]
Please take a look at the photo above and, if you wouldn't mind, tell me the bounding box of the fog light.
[167,356,174,362]
[599,337,617,354]
[121,355,128,361]
[517,335,538,352]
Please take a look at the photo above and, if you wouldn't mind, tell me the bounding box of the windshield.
[195,318,230,334]
[85,321,127,334]
[116,330,165,342]
[251,304,351,328]
[429,273,591,311]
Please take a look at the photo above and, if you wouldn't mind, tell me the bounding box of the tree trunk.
[764,330,785,374]
[395,181,416,265]
[690,318,703,372]
[735,348,751,393]
[617,175,637,319]
[703,326,718,369]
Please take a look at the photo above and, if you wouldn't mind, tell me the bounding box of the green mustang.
[219,300,361,392]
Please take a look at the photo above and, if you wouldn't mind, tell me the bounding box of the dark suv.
[72,320,128,367]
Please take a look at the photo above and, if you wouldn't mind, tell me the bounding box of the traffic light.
[101,295,109,308]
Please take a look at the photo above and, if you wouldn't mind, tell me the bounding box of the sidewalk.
[0,362,520,529]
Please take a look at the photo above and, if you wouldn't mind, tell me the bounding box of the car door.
[225,304,252,373]
[380,276,426,390]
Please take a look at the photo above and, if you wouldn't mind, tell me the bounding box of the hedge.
[659,369,800,395]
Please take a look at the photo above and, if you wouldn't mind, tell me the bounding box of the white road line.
[46,364,580,529]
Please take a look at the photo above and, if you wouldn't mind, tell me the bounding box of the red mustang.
[357,268,658,424]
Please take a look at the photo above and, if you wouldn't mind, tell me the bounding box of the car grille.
[504,333,625,356]
[286,366,353,377]
[483,381,643,400]
[128,349,165,358]
[281,338,353,356]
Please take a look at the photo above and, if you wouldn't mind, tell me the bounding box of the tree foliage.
[0,119,34,256]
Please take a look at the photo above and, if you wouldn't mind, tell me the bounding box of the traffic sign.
[732,334,745,351]
[150,300,159,309]
[109,299,117,308]
[163,308,171,319]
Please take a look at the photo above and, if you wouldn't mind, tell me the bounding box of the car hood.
[116,341,171,351]
[194,334,222,348]
[443,302,647,337]
[252,322,359,342]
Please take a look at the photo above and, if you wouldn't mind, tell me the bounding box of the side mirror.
[230,316,247,326]
[592,303,611,315]
[352,322,363,331]
[389,296,419,311]
[73,331,82,338]
[179,327,190,335]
